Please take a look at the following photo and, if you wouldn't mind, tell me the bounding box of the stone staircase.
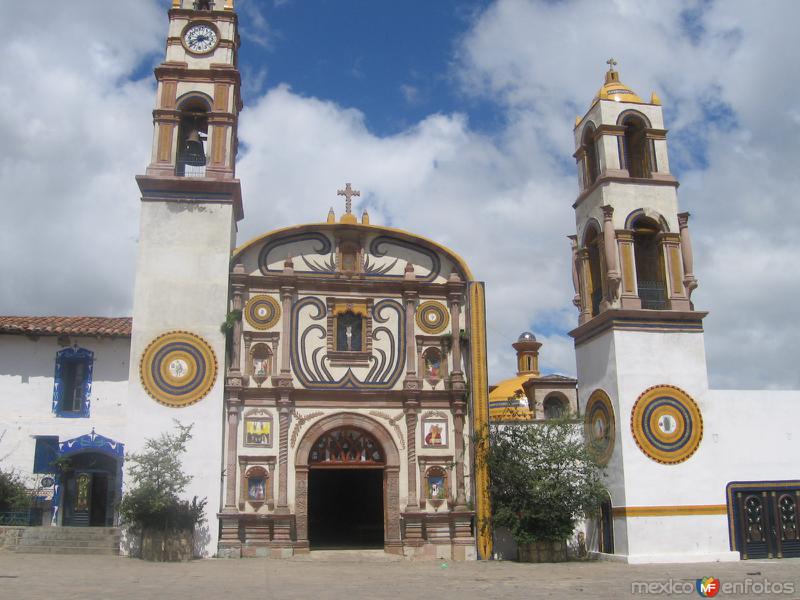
[13,527,121,555]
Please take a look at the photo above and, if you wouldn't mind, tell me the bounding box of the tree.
[484,420,607,545]
[119,421,206,533]
[0,430,33,513]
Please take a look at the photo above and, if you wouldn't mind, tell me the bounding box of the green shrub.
[484,420,607,544]
[119,422,206,533]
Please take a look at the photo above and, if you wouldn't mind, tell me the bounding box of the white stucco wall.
[0,335,129,481]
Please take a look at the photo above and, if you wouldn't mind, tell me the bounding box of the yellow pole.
[469,282,492,559]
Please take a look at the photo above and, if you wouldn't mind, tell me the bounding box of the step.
[18,539,119,549]
[292,549,405,562]
[20,531,121,541]
[14,545,119,555]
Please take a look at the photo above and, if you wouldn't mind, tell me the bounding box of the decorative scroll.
[291,297,405,389]
[368,236,442,282]
[139,331,217,408]
[368,411,405,450]
[290,410,325,448]
[258,232,334,275]
[308,427,384,465]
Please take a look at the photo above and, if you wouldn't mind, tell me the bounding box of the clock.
[183,23,218,54]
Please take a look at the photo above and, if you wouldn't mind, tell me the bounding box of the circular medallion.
[630,384,703,464]
[244,295,281,330]
[415,301,449,334]
[140,331,217,408]
[584,389,615,465]
[182,22,219,55]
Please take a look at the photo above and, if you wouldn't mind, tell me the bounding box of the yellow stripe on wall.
[612,505,728,517]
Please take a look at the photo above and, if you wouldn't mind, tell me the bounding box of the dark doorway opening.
[308,468,384,549]
[62,453,117,527]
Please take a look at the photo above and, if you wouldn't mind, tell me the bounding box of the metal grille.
[638,280,667,310]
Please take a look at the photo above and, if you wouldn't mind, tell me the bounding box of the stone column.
[403,288,418,376]
[568,235,581,313]
[230,273,245,373]
[276,395,292,511]
[660,232,690,311]
[601,205,621,309]
[294,467,309,543]
[272,394,294,545]
[404,400,420,510]
[452,400,468,510]
[447,273,464,376]
[279,285,294,375]
[384,467,403,554]
[576,249,592,324]
[223,399,241,510]
[616,231,641,310]
[677,212,699,301]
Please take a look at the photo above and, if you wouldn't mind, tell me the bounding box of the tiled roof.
[536,374,577,383]
[0,316,132,338]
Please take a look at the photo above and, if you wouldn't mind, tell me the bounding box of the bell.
[183,128,205,163]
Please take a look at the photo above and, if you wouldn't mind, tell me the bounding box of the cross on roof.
[337,183,360,214]
[606,57,618,71]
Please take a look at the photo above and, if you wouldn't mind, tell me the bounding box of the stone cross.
[606,57,618,71]
[337,183,360,214]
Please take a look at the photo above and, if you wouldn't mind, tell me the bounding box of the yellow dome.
[593,66,643,104]
[489,374,533,421]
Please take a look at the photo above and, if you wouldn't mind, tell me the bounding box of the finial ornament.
[606,57,618,71]
[337,183,361,215]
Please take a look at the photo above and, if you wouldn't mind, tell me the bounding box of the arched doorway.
[295,413,401,552]
[54,432,124,527]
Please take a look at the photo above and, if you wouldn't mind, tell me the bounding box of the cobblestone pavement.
[1,551,799,600]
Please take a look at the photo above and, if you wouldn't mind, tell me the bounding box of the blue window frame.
[33,436,59,473]
[52,347,93,418]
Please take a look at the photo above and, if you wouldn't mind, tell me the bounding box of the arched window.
[584,226,603,317]
[249,343,272,386]
[176,98,209,177]
[425,466,448,501]
[543,394,567,420]
[620,114,653,178]
[582,125,600,188]
[336,310,363,352]
[309,428,385,465]
[195,1,214,10]
[632,216,666,309]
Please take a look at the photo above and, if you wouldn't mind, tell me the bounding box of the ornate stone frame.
[416,336,448,388]
[238,455,276,511]
[421,414,449,449]
[243,408,274,449]
[294,413,402,552]
[326,297,374,365]
[417,455,454,509]
[242,331,279,387]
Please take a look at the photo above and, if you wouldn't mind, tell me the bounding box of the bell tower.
[569,63,734,562]
[126,0,243,556]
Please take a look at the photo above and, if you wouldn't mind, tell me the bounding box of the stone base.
[589,550,741,564]
[518,540,568,563]
[141,529,194,562]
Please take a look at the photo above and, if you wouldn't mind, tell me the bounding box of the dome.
[593,66,643,104]
[517,331,537,342]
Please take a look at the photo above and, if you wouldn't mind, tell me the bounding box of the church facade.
[2,1,800,565]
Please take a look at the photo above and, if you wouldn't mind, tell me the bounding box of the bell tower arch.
[126,0,244,557]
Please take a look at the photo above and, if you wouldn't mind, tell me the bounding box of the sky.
[0,0,798,390]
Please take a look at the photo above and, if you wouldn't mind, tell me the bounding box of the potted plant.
[483,419,606,562]
[119,422,206,562]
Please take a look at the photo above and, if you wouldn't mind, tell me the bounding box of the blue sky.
[1,0,799,389]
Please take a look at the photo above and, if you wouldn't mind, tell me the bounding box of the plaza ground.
[1,551,799,599]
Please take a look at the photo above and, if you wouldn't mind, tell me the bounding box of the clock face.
[184,24,218,54]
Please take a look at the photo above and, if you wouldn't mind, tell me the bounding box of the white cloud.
[1,0,797,391]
